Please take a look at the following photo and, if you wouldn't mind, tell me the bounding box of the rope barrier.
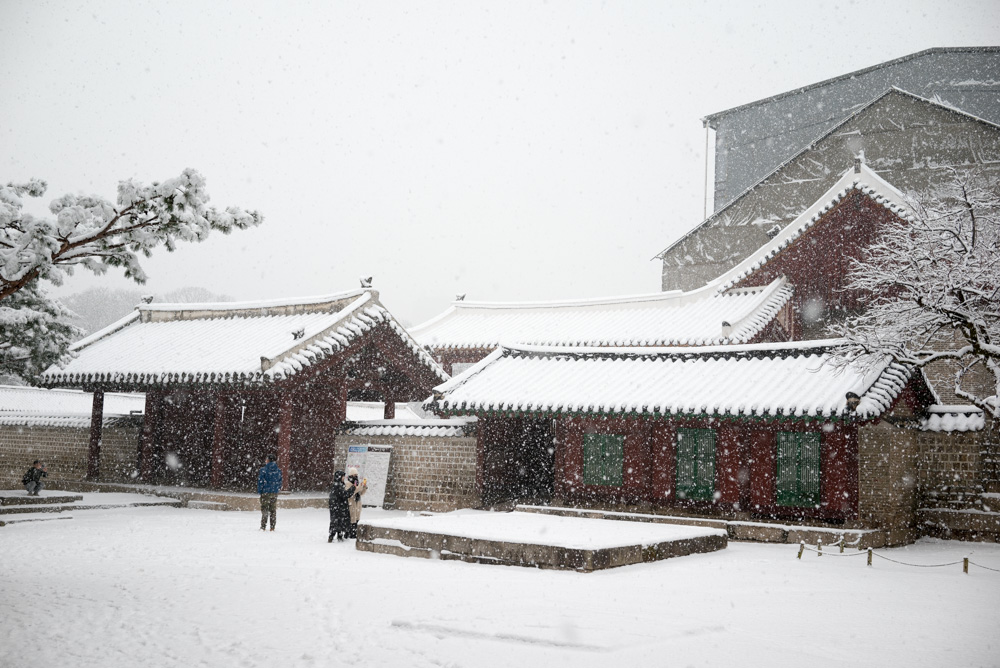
[968,560,1000,573]
[796,542,1000,573]
[799,545,867,557]
[870,553,963,568]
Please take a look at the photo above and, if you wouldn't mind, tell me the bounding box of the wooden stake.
[797,542,804,559]
[839,536,844,553]
[817,539,822,557]
[963,557,969,574]
[867,548,873,567]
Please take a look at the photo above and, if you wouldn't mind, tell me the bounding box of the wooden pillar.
[138,391,160,482]
[210,393,229,488]
[87,389,105,480]
[277,391,294,491]
[715,423,742,507]
[383,396,395,420]
[649,421,676,504]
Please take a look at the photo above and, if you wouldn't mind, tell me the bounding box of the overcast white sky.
[2,0,998,325]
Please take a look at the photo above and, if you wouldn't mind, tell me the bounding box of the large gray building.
[658,47,1000,293]
[705,47,1000,211]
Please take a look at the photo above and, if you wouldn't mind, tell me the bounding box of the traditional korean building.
[39,288,448,491]
[412,276,795,375]
[430,340,932,545]
[421,162,994,541]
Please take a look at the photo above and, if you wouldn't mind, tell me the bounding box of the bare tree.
[829,170,999,417]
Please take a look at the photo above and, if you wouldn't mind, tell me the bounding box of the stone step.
[187,500,231,511]
[0,492,83,506]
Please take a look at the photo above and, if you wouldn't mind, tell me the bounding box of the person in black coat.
[328,470,356,543]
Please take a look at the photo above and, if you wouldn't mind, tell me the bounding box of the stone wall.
[0,421,142,488]
[857,421,919,546]
[915,429,984,508]
[335,433,479,512]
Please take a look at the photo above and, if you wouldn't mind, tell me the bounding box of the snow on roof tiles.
[710,163,912,293]
[432,340,909,422]
[340,417,477,438]
[412,277,793,351]
[921,405,986,432]
[0,385,145,427]
[42,289,447,387]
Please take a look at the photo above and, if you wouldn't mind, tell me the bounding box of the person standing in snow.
[328,469,356,542]
[257,454,282,531]
[346,467,368,539]
[22,460,47,496]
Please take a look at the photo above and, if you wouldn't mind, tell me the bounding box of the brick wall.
[0,421,142,488]
[915,429,984,508]
[857,421,918,545]
[335,433,479,512]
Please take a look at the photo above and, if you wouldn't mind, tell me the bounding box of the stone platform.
[516,504,888,549]
[49,481,329,511]
[0,490,181,525]
[356,510,727,572]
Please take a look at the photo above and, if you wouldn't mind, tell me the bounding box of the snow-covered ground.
[2,504,998,668]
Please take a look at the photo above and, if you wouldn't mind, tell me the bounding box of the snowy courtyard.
[2,503,998,668]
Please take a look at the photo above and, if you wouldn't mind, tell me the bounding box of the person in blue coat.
[257,454,283,531]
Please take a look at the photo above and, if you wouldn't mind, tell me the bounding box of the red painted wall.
[544,414,859,521]
[735,190,904,329]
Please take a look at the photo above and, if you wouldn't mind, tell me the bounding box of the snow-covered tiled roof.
[920,405,986,432]
[345,402,428,422]
[710,163,912,293]
[0,385,145,427]
[341,417,477,438]
[412,277,793,351]
[42,289,447,388]
[431,340,911,422]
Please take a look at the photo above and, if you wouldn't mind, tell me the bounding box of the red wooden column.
[86,389,105,480]
[209,393,229,489]
[383,395,395,420]
[715,423,742,507]
[138,391,160,482]
[277,391,294,491]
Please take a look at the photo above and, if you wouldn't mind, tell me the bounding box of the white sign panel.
[345,444,393,508]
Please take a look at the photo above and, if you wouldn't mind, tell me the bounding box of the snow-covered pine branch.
[829,170,1000,418]
[0,169,263,300]
[0,280,82,382]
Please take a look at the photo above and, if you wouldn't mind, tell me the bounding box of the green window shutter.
[798,433,821,504]
[583,434,624,487]
[583,434,603,486]
[776,431,822,507]
[676,428,715,501]
[603,435,624,487]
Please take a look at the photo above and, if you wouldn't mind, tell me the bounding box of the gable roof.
[707,163,912,293]
[657,88,1000,262]
[42,289,447,388]
[703,47,1000,126]
[412,277,793,351]
[431,340,912,423]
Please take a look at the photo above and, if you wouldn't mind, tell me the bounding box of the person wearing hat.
[345,467,368,539]
[328,470,357,542]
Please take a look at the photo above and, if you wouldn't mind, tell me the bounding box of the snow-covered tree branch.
[0,281,82,382]
[829,170,1000,418]
[0,170,262,381]
[0,169,263,300]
